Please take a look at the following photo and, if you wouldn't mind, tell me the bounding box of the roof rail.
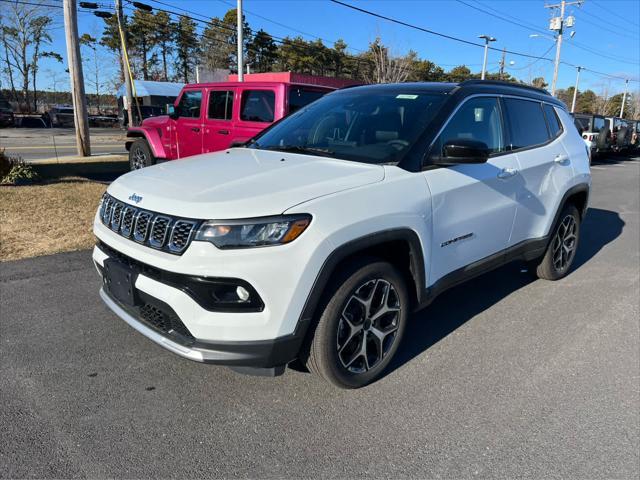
[459,79,550,95]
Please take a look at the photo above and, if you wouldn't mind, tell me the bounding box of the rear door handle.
[497,167,518,179]
[191,127,200,132]
[218,129,230,135]
[554,154,569,164]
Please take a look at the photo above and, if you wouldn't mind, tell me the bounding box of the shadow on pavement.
[384,207,625,377]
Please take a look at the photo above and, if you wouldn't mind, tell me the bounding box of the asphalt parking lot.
[1,156,639,478]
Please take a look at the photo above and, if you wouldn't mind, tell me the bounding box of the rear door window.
[177,90,202,118]
[240,90,275,123]
[288,88,326,114]
[543,104,562,138]
[593,117,605,133]
[208,90,234,120]
[504,98,550,150]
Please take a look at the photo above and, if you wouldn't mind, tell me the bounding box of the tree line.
[0,1,637,119]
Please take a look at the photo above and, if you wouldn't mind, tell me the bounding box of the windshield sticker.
[396,94,419,99]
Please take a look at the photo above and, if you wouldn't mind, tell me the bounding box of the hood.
[108,148,385,219]
[140,115,169,127]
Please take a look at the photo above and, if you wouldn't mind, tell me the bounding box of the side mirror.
[438,139,490,165]
[167,104,178,119]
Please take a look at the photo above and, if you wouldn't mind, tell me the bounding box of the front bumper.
[94,242,310,369]
[99,288,304,368]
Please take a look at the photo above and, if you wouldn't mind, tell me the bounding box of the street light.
[478,35,496,80]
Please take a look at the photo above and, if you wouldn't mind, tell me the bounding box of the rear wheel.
[533,204,581,280]
[303,260,409,389]
[129,139,155,170]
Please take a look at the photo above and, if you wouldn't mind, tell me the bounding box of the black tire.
[129,139,155,170]
[617,127,629,148]
[533,204,581,280]
[596,126,610,151]
[303,259,409,389]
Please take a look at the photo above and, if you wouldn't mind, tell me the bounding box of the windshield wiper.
[260,145,335,157]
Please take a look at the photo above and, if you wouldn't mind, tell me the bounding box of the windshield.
[250,90,446,165]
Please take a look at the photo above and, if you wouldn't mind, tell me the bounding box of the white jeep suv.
[93,80,591,388]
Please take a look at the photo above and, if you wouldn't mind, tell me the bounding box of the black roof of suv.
[338,80,564,108]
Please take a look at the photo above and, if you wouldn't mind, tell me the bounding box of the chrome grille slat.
[99,194,198,255]
[133,211,152,243]
[168,220,198,253]
[149,216,171,248]
[110,202,124,231]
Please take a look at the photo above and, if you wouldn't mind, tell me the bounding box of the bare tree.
[0,0,58,112]
[365,38,413,84]
[80,32,114,114]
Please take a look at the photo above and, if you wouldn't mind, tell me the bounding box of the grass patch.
[0,179,106,261]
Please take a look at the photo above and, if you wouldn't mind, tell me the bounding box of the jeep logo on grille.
[128,193,143,204]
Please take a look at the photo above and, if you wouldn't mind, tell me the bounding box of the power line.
[571,8,639,40]
[455,0,639,64]
[589,0,640,29]
[330,0,558,61]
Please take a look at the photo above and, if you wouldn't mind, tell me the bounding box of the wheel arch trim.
[126,128,166,158]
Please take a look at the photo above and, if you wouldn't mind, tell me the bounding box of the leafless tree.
[365,38,413,84]
[0,0,59,112]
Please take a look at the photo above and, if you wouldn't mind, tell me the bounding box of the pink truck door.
[175,89,204,158]
[234,88,278,144]
[203,87,236,153]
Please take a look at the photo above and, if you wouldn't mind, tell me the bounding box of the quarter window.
[543,104,562,138]
[240,90,275,122]
[593,117,605,133]
[208,90,233,120]
[435,96,505,156]
[504,98,549,149]
[288,88,326,114]
[177,90,202,118]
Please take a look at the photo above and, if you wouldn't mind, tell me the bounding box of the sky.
[31,0,640,96]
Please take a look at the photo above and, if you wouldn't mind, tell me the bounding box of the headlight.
[194,214,311,249]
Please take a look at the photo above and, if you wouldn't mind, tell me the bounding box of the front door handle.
[497,167,518,179]
[218,129,230,135]
[191,127,201,132]
[554,154,569,164]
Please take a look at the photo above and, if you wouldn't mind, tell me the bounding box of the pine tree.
[154,11,174,81]
[174,16,198,83]
[247,29,277,73]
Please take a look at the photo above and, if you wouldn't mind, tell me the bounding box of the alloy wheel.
[552,214,577,273]
[132,147,146,169]
[336,279,401,374]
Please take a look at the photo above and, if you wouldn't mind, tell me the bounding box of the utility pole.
[116,0,134,127]
[237,0,244,81]
[478,34,496,80]
[63,0,91,156]
[620,78,629,117]
[571,66,581,113]
[498,48,506,80]
[545,0,582,96]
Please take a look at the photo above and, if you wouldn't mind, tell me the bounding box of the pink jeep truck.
[126,73,357,169]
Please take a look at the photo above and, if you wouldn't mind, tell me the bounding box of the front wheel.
[533,204,581,280]
[129,139,155,170]
[303,260,409,389]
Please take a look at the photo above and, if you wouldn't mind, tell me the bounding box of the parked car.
[606,116,632,153]
[0,98,14,127]
[49,105,75,127]
[572,113,610,159]
[125,81,335,170]
[94,80,591,388]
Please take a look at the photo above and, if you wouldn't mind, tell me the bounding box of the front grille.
[99,193,200,255]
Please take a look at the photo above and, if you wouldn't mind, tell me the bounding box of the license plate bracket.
[103,259,139,307]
